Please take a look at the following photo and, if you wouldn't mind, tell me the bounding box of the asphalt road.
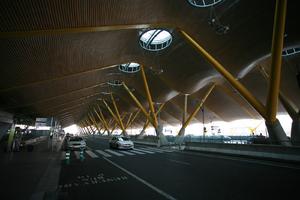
[57,136,300,200]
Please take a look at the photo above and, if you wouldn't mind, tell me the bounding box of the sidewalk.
[0,136,64,200]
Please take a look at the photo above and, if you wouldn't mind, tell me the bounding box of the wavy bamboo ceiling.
[0,0,299,127]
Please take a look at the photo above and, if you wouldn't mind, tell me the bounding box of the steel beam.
[266,0,288,123]
[179,29,267,119]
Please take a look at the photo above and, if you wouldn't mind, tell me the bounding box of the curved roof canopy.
[0,0,299,128]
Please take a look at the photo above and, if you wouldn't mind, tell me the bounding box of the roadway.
[58,136,300,200]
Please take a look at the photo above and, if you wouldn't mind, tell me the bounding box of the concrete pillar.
[7,123,15,152]
[155,104,168,146]
[291,112,300,146]
[137,127,146,139]
[121,131,128,137]
[265,119,291,146]
[175,94,188,145]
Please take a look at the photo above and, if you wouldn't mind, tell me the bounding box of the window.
[282,47,300,57]
[119,62,140,73]
[188,0,222,8]
[139,29,172,51]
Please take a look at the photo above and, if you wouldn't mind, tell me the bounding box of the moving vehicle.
[67,136,86,150]
[109,136,134,150]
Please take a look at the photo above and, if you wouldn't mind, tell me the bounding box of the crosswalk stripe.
[129,150,145,154]
[146,147,173,153]
[74,151,80,159]
[134,148,155,154]
[139,147,164,153]
[105,149,124,156]
[119,151,136,155]
[95,150,112,157]
[86,150,99,158]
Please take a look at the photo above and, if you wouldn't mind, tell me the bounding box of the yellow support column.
[179,30,267,119]
[122,82,153,125]
[266,0,287,123]
[140,65,158,128]
[94,107,110,135]
[110,93,126,134]
[264,0,290,146]
[178,83,215,137]
[103,100,120,126]
[126,110,141,129]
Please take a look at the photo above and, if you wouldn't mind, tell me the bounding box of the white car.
[109,136,134,150]
[67,136,86,150]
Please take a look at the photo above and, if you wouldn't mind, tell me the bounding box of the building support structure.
[175,84,215,144]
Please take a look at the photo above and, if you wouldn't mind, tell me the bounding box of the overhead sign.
[35,117,52,127]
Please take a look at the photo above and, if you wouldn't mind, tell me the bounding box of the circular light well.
[107,80,122,86]
[188,0,222,8]
[139,29,172,51]
[119,62,140,73]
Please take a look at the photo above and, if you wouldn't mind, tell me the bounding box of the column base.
[291,116,300,146]
[265,119,291,146]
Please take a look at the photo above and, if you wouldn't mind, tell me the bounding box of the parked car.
[67,136,86,150]
[109,136,134,150]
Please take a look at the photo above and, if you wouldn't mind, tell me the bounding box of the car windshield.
[69,137,83,141]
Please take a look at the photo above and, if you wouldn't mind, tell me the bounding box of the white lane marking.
[85,150,99,158]
[74,151,80,159]
[168,159,191,166]
[178,151,300,170]
[103,157,177,200]
[61,151,65,160]
[95,150,112,157]
[119,151,135,155]
[105,149,124,156]
[129,150,145,155]
[133,148,155,154]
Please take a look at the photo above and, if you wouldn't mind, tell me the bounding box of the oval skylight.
[188,0,222,8]
[139,29,172,51]
[282,47,300,57]
[107,80,122,86]
[119,62,141,73]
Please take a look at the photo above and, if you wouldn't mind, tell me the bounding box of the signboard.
[35,117,52,127]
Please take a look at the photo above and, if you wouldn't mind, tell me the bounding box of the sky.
[63,114,293,137]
